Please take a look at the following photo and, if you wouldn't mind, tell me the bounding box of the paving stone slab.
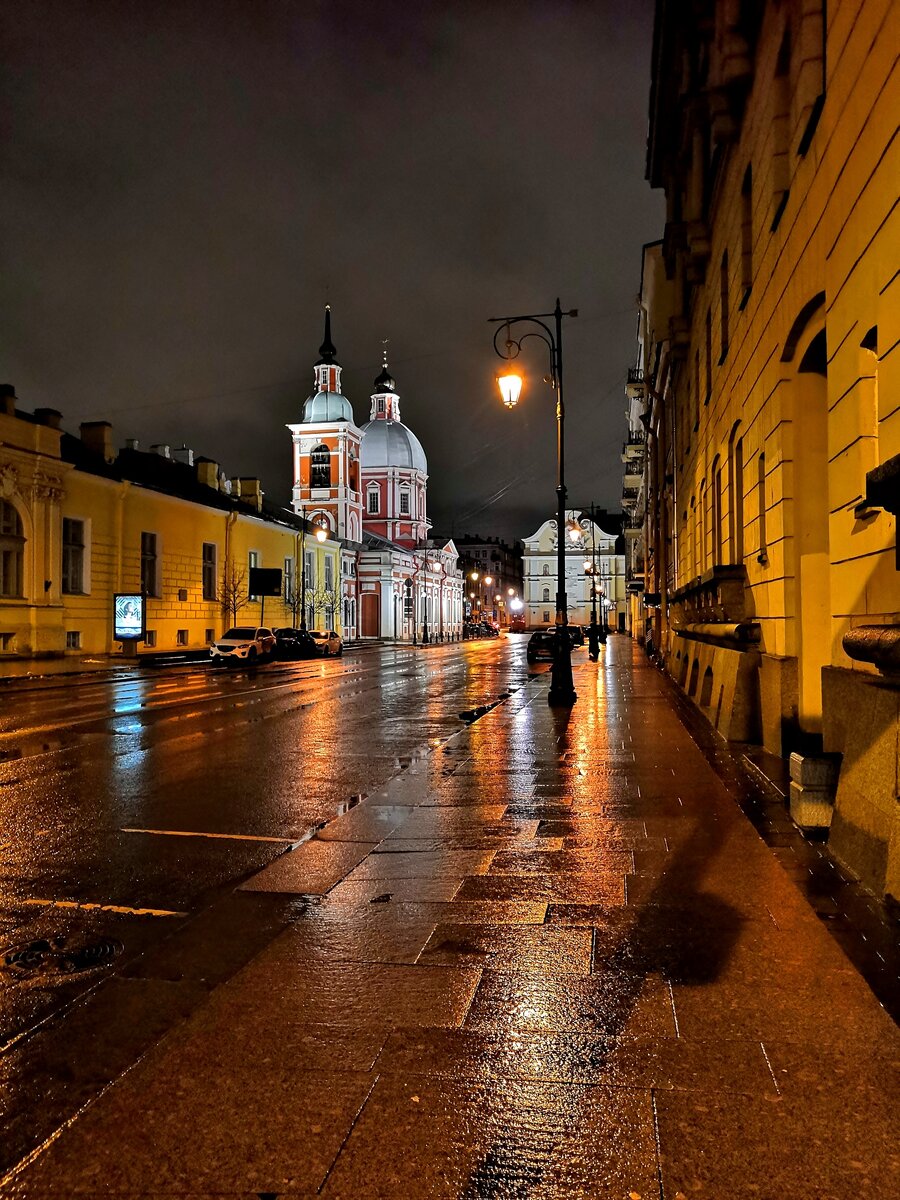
[417,922,593,974]
[344,849,496,880]
[464,967,675,1039]
[14,1066,374,1195]
[376,1028,776,1094]
[457,872,626,905]
[238,838,377,896]
[655,1087,900,1199]
[318,1074,658,1199]
[208,960,483,1031]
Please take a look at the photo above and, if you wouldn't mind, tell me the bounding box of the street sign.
[248,567,282,598]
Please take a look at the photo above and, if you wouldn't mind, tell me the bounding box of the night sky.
[3,0,663,542]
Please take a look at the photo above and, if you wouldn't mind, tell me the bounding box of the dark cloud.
[2,0,662,541]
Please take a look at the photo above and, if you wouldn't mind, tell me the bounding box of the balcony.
[625,368,646,400]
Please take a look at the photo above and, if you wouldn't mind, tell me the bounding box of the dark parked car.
[526,630,557,663]
[272,627,320,660]
[567,624,585,646]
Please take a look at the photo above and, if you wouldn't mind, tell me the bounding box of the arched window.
[310,444,331,488]
[0,500,24,598]
[542,587,550,603]
[542,564,550,576]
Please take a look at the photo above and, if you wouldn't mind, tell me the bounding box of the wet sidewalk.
[4,640,899,1197]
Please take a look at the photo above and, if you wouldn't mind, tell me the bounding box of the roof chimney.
[172,445,194,466]
[238,477,263,512]
[0,385,16,417]
[33,408,63,429]
[80,421,115,463]
[150,444,171,458]
[124,438,139,451]
[196,458,219,489]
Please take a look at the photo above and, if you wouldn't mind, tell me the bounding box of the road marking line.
[121,826,295,844]
[20,898,186,918]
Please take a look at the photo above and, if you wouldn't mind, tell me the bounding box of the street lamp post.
[490,298,578,705]
[297,505,328,631]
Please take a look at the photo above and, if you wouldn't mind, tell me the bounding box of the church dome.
[303,390,354,423]
[360,419,427,472]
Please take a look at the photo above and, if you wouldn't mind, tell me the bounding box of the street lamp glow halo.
[497,370,523,409]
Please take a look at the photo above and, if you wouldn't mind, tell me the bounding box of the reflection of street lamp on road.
[491,299,578,705]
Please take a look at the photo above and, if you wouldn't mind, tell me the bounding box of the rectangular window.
[62,518,86,594]
[740,165,753,305]
[543,610,550,623]
[0,632,16,652]
[284,556,294,602]
[141,532,159,596]
[176,629,188,646]
[248,550,259,600]
[205,628,215,644]
[324,555,334,591]
[144,630,157,648]
[704,309,712,403]
[758,453,768,562]
[719,251,729,363]
[304,550,314,592]
[202,543,217,601]
[400,491,410,515]
[367,490,379,514]
[66,630,81,650]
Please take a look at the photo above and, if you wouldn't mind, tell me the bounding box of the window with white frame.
[284,556,294,602]
[62,518,86,594]
[399,488,410,515]
[324,555,334,592]
[542,563,550,576]
[367,487,379,514]
[65,630,81,650]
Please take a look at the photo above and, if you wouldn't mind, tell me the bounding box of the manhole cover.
[2,935,124,977]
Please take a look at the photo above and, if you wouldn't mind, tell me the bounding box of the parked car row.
[464,621,500,639]
[525,625,585,664]
[210,626,343,666]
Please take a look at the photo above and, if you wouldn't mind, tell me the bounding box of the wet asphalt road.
[0,639,533,1043]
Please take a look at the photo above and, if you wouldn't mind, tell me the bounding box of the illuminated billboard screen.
[113,593,145,641]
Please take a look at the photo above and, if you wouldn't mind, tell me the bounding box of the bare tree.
[312,580,341,631]
[220,562,250,626]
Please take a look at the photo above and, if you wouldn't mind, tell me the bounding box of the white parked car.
[210,626,276,666]
[309,630,343,657]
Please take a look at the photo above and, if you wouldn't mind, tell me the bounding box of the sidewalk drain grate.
[2,935,124,977]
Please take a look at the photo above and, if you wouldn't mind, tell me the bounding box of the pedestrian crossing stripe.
[120,826,295,843]
[20,898,187,918]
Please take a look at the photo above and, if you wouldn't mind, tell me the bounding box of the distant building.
[452,536,522,625]
[288,310,463,641]
[639,0,899,899]
[522,511,626,632]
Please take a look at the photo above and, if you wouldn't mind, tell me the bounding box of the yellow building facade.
[0,393,343,659]
[639,0,899,898]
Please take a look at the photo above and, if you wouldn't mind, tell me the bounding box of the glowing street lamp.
[490,299,578,705]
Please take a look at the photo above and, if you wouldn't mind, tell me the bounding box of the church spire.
[316,305,337,365]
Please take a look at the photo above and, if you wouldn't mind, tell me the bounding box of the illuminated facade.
[0,388,342,658]
[289,311,464,641]
[637,0,899,898]
[522,512,626,631]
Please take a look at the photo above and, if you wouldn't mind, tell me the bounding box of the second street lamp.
[490,298,578,706]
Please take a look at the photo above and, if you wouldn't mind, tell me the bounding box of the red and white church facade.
[287,309,464,641]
